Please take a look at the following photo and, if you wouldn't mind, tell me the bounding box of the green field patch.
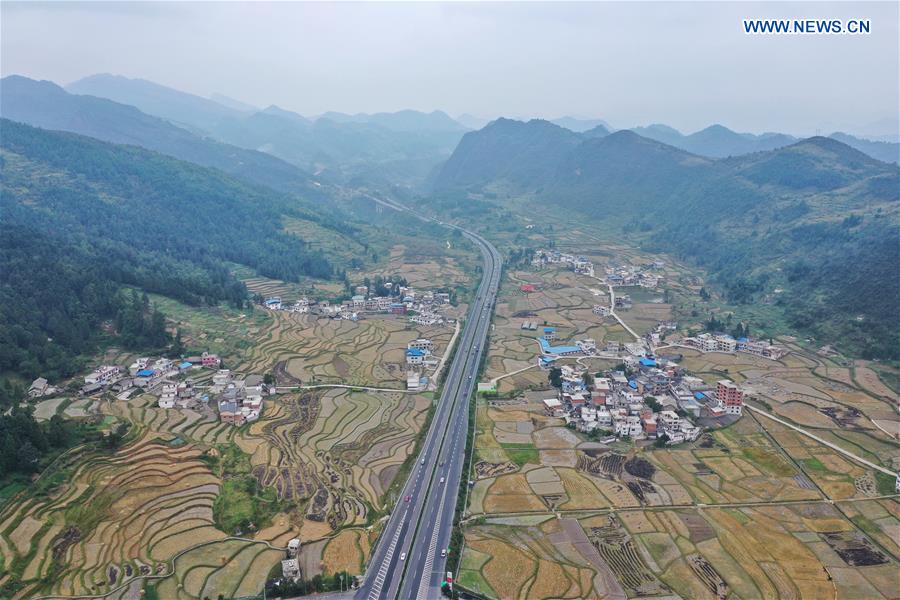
[740,447,795,477]
[207,444,285,534]
[800,457,829,474]
[499,443,539,468]
[458,546,497,598]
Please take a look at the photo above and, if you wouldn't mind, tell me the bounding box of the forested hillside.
[433,119,900,358]
[0,119,344,379]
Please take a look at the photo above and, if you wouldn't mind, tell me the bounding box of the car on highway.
[440,476,445,484]
[421,458,425,464]
[400,552,406,561]
[439,460,444,466]
[441,549,447,558]
[405,495,411,502]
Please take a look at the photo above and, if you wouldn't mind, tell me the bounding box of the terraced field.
[459,518,602,599]
[240,389,431,531]
[0,434,227,598]
[238,311,452,388]
[486,267,633,390]
[1,386,431,598]
[618,503,898,599]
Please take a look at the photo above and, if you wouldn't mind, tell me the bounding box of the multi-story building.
[406,348,427,365]
[408,338,435,353]
[84,365,121,386]
[716,380,744,415]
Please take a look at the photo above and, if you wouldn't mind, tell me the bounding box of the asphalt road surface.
[356,218,501,600]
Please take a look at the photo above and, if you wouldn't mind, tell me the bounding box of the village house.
[592,304,611,317]
[201,352,221,367]
[213,369,233,388]
[542,398,565,418]
[408,338,435,353]
[84,365,122,386]
[28,377,50,398]
[716,380,744,415]
[576,339,597,354]
[111,378,134,393]
[406,370,422,391]
[80,382,104,396]
[281,558,300,580]
[158,385,177,409]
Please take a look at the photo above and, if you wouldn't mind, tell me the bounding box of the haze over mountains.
[64,74,468,184]
[0,75,319,197]
[628,122,899,163]
[4,72,895,191]
[2,72,897,359]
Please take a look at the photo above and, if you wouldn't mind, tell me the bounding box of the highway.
[355,205,501,600]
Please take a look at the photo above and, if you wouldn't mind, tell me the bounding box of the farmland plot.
[460,520,602,599]
[243,389,431,531]
[0,434,226,598]
[240,311,453,388]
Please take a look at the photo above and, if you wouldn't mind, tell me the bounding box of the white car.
[440,476,445,484]
[400,552,406,561]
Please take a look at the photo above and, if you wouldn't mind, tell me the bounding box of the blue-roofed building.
[406,347,427,365]
[639,357,657,368]
[136,369,155,378]
[537,337,581,356]
[179,361,193,370]
[628,380,638,390]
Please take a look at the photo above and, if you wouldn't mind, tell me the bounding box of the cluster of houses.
[261,286,452,327]
[645,321,679,346]
[77,352,222,396]
[213,370,269,426]
[531,249,595,277]
[542,355,746,444]
[681,333,788,360]
[604,262,664,289]
[406,338,438,391]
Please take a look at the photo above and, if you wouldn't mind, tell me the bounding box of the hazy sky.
[2,1,898,136]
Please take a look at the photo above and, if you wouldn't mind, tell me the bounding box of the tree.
[105,423,129,450]
[263,372,276,386]
[170,330,185,358]
[645,396,662,413]
[582,372,595,389]
[654,433,670,448]
[548,367,563,389]
[16,441,40,472]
